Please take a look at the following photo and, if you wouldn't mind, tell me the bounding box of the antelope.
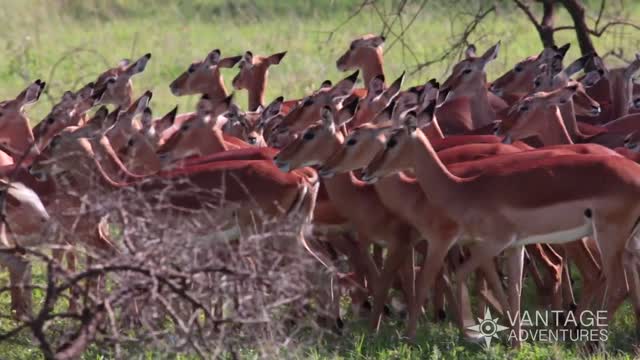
[489,43,571,103]
[436,43,509,133]
[316,80,613,337]
[33,81,108,150]
[155,94,240,166]
[27,122,338,327]
[222,96,284,146]
[0,179,52,318]
[362,102,640,345]
[579,53,640,123]
[0,80,46,166]
[169,49,241,100]
[274,104,476,336]
[273,70,359,145]
[348,72,405,129]
[93,53,152,108]
[231,50,289,111]
[301,103,535,339]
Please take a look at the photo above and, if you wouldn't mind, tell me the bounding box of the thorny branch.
[0,181,338,358]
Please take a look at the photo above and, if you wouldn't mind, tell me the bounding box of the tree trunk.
[558,0,597,55]
[539,0,557,48]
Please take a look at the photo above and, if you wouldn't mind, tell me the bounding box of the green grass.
[0,0,638,122]
[1,0,640,358]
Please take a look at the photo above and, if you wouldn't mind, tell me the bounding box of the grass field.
[1,0,640,358]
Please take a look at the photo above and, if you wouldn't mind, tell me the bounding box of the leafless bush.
[0,181,334,359]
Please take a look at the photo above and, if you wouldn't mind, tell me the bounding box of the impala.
[273,70,359,142]
[169,49,241,100]
[93,53,152,108]
[222,96,284,146]
[0,179,52,318]
[231,50,288,111]
[274,104,481,336]
[0,80,46,166]
[362,102,640,345]
[33,81,103,150]
[489,43,571,102]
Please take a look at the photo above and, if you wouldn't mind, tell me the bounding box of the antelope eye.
[302,132,315,140]
[47,117,55,124]
[181,124,190,131]
[534,79,541,88]
[462,69,472,75]
[188,64,197,73]
[349,43,356,51]
[346,138,357,146]
[519,105,530,112]
[514,65,523,73]
[127,138,135,147]
[386,138,397,148]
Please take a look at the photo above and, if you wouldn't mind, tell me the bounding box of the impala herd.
[1,33,640,347]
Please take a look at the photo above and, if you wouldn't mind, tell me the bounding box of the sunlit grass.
[1,0,640,358]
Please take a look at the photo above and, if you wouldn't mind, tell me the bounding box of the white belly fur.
[512,220,593,247]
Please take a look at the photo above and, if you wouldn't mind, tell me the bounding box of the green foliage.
[0,0,638,124]
[1,1,640,358]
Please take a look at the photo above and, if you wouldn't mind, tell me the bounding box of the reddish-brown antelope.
[362,102,640,345]
[0,179,52,318]
[0,80,46,166]
[274,103,482,337]
[93,53,152,108]
[170,49,241,100]
[33,80,109,150]
[231,50,288,111]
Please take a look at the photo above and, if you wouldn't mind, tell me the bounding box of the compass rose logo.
[466,307,509,347]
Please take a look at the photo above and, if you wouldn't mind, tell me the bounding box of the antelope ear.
[465,44,477,58]
[267,51,287,65]
[384,71,405,99]
[134,91,153,114]
[264,96,284,118]
[420,100,437,125]
[330,70,359,101]
[581,71,602,88]
[624,131,636,147]
[366,35,385,48]
[338,96,360,126]
[141,107,153,128]
[94,105,109,120]
[557,43,571,59]
[368,74,385,96]
[163,106,178,125]
[624,53,640,79]
[118,58,132,68]
[76,82,95,99]
[479,41,500,69]
[404,111,418,133]
[61,91,75,103]
[205,49,222,66]
[219,55,243,68]
[563,53,591,78]
[22,81,45,106]
[125,53,152,77]
[321,106,335,130]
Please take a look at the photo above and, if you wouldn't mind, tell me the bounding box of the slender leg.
[369,237,411,332]
[506,246,525,347]
[405,240,455,340]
